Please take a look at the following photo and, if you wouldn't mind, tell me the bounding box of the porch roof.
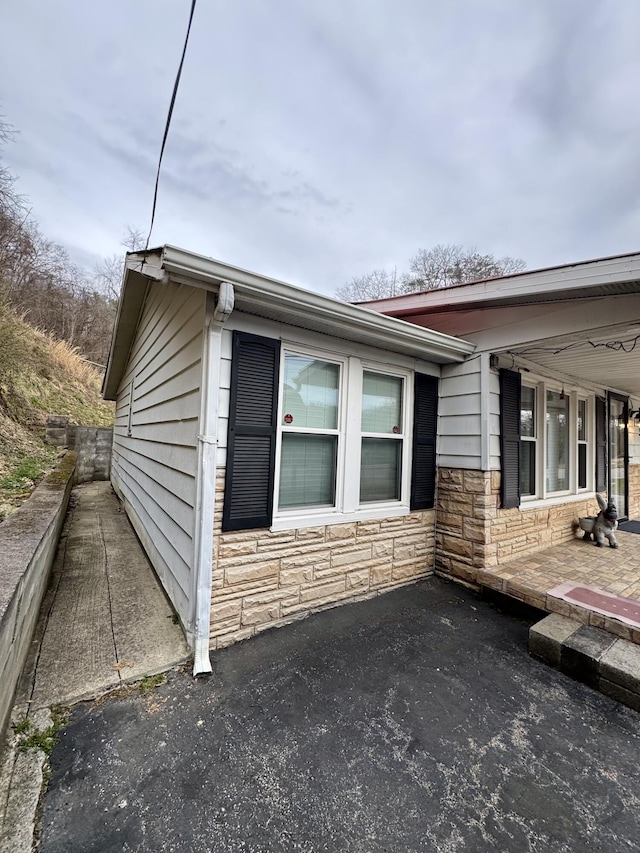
[361,251,640,398]
[360,250,640,317]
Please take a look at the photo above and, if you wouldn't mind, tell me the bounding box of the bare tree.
[121,224,145,252]
[402,244,526,292]
[335,268,399,302]
[0,117,120,364]
[93,254,124,302]
[336,244,526,301]
[93,225,145,301]
[0,116,24,216]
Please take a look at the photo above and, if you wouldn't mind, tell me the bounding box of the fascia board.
[363,252,640,316]
[102,268,150,400]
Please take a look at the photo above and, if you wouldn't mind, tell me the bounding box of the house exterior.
[102,246,474,673]
[103,246,640,674]
[362,251,640,586]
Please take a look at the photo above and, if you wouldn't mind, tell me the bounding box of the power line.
[144,0,198,252]
[512,333,640,358]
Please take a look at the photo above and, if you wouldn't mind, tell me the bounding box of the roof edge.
[360,249,640,315]
[102,246,476,400]
[158,245,475,359]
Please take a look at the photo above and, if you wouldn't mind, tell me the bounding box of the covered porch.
[474,528,640,644]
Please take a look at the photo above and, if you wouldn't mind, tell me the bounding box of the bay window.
[577,398,587,489]
[520,385,536,497]
[546,390,569,493]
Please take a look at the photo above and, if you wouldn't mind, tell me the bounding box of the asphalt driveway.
[39,578,640,852]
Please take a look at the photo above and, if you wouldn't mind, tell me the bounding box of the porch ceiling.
[503,321,640,398]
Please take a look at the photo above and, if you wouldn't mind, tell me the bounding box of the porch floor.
[473,529,640,644]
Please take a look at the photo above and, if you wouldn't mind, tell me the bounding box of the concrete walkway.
[17,481,190,712]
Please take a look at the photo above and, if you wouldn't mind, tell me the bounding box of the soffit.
[505,323,640,398]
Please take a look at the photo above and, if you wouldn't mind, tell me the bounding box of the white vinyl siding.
[111,281,205,625]
[438,358,483,469]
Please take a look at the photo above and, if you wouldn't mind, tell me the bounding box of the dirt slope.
[0,302,114,519]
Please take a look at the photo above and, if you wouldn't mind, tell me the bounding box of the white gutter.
[157,245,475,364]
[190,283,235,675]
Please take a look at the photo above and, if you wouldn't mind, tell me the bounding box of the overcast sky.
[2,0,640,295]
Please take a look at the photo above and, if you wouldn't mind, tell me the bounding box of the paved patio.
[475,530,640,644]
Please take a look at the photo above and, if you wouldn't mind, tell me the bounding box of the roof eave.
[102,246,475,401]
[361,250,640,317]
[101,250,165,400]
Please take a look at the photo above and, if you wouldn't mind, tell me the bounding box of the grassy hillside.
[0,302,114,519]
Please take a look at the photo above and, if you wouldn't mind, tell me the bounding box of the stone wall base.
[629,464,640,520]
[435,467,603,585]
[210,471,435,650]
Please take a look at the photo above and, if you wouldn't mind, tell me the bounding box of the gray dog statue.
[574,494,618,548]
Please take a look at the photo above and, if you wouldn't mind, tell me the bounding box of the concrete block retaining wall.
[46,416,112,484]
[0,453,76,742]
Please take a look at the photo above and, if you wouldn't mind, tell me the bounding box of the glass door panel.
[608,394,628,519]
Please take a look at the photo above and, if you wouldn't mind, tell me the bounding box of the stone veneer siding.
[435,467,602,585]
[210,470,435,649]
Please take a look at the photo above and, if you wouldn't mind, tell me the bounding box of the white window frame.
[272,344,413,531]
[545,386,571,498]
[520,376,594,506]
[275,347,347,518]
[576,395,591,492]
[520,382,538,499]
[358,367,408,506]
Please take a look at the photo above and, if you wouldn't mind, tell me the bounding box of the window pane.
[361,373,403,434]
[578,399,586,441]
[279,434,337,508]
[546,391,569,492]
[520,442,536,496]
[282,356,339,429]
[521,386,535,437]
[360,438,401,502]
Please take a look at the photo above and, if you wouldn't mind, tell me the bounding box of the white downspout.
[190,282,234,675]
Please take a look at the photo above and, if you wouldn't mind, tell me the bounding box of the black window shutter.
[410,373,438,510]
[499,369,521,509]
[222,331,281,532]
[595,396,607,493]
